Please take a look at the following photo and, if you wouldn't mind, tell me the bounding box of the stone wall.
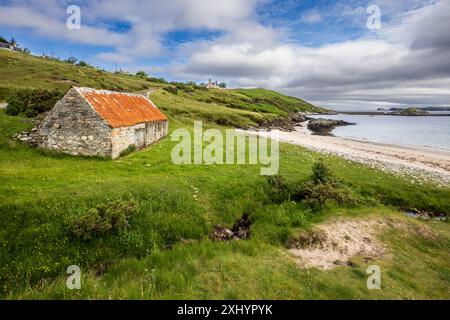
[38,88,113,157]
[111,120,169,158]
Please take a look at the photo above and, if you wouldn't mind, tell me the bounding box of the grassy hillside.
[0,50,154,98]
[0,49,449,300]
[0,50,324,129]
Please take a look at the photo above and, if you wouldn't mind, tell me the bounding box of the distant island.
[390,107,429,116]
[342,107,450,116]
[379,107,450,111]
[377,106,450,116]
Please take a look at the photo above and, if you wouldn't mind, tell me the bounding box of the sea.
[309,114,450,152]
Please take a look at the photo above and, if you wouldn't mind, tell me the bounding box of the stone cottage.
[38,87,168,158]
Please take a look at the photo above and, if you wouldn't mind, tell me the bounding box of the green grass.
[0,109,449,299]
[0,49,449,299]
[0,50,155,98]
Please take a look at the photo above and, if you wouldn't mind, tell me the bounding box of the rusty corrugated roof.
[75,87,167,128]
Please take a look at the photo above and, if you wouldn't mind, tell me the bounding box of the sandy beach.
[240,123,450,186]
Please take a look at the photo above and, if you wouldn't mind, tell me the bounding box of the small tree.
[77,61,89,67]
[218,82,227,89]
[136,71,148,78]
[65,57,78,65]
[0,35,8,44]
[311,159,333,183]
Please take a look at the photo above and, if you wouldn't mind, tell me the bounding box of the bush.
[266,175,291,203]
[311,159,333,183]
[292,161,354,211]
[5,88,63,117]
[163,86,179,95]
[65,57,78,65]
[69,200,138,240]
[186,81,198,87]
[173,83,195,93]
[77,61,89,67]
[147,77,168,84]
[296,179,353,211]
[136,71,148,78]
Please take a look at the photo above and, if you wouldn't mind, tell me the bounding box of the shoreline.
[240,123,450,186]
[328,134,450,156]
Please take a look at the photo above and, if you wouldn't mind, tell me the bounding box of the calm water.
[310,114,450,152]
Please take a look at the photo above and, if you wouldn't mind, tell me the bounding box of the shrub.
[173,83,195,93]
[147,77,168,84]
[297,179,353,211]
[6,88,63,117]
[311,159,333,183]
[77,61,89,67]
[266,175,291,203]
[65,57,78,65]
[69,200,138,240]
[136,71,148,78]
[292,160,354,211]
[163,86,179,95]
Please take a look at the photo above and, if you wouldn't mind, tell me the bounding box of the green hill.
[0,49,325,128]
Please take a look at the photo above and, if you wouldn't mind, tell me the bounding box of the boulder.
[210,226,234,241]
[307,118,354,136]
[210,214,253,241]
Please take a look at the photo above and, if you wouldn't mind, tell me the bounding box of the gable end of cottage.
[38,88,113,157]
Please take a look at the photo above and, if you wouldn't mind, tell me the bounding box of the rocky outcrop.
[210,214,252,241]
[260,112,310,132]
[307,118,355,136]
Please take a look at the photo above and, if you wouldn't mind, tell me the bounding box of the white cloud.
[0,0,449,109]
[0,0,264,59]
[166,0,450,109]
[0,5,127,47]
[300,10,323,24]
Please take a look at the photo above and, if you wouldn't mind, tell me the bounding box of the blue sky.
[1,0,449,110]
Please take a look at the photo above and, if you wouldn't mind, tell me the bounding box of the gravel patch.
[288,219,386,270]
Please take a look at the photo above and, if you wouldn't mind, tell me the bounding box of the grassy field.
[0,50,449,299]
[0,109,449,299]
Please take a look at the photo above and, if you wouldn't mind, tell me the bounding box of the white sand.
[239,123,450,186]
[290,218,386,270]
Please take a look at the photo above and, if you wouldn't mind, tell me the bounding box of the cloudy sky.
[1,0,449,110]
